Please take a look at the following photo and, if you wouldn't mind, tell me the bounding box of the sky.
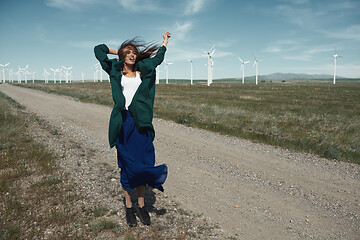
[0,0,360,81]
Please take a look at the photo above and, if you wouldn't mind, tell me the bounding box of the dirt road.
[1,83,359,239]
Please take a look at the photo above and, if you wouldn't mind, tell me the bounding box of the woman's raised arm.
[161,32,171,48]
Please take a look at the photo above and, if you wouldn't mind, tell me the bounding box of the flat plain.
[1,83,360,239]
[1,83,359,239]
[19,81,360,163]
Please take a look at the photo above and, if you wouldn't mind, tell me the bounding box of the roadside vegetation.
[17,81,360,164]
[0,91,221,239]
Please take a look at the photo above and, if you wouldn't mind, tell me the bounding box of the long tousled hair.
[118,37,160,70]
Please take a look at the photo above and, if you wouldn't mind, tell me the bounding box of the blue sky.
[0,0,359,81]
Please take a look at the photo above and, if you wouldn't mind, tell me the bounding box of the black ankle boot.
[125,207,137,227]
[138,206,151,225]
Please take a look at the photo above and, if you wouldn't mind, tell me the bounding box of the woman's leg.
[123,188,132,208]
[123,188,137,227]
[136,185,150,225]
[136,185,145,208]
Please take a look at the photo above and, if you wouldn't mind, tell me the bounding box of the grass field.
[0,92,151,239]
[15,81,360,164]
[0,92,89,239]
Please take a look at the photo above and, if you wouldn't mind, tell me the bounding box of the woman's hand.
[161,32,171,47]
[109,48,118,55]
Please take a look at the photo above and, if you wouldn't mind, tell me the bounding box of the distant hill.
[247,72,347,80]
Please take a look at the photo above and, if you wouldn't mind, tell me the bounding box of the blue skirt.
[116,110,167,192]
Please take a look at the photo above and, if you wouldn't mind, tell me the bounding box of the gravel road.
[1,83,359,239]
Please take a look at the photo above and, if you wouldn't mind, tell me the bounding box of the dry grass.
[0,90,223,239]
[0,92,91,239]
[18,81,360,164]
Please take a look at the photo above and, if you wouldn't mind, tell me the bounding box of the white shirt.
[121,72,142,109]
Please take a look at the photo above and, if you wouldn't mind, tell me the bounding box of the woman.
[94,32,171,227]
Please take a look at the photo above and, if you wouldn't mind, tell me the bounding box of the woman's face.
[122,46,137,66]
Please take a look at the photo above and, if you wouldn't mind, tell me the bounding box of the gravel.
[1,83,359,239]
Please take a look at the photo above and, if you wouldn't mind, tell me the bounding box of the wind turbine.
[8,69,14,83]
[252,54,260,85]
[0,63,10,83]
[238,57,250,84]
[15,69,21,83]
[203,45,215,86]
[62,66,72,83]
[99,68,103,82]
[50,68,60,83]
[43,68,50,83]
[68,71,72,83]
[164,60,173,84]
[93,63,100,82]
[188,59,193,85]
[155,66,160,84]
[59,67,64,83]
[81,72,85,82]
[332,51,342,85]
[19,65,29,83]
[27,71,35,83]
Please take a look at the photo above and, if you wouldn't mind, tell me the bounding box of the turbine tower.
[81,72,85,82]
[155,66,160,84]
[27,71,35,83]
[19,65,29,84]
[164,60,173,84]
[9,69,14,83]
[43,68,50,83]
[252,54,260,85]
[93,63,100,82]
[204,45,215,86]
[0,63,10,83]
[59,67,64,83]
[333,51,342,85]
[62,66,73,83]
[189,59,193,85]
[15,70,21,83]
[238,57,250,84]
[50,68,60,83]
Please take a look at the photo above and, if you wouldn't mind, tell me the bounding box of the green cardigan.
[94,44,166,148]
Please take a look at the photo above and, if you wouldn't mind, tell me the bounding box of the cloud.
[274,5,325,28]
[45,0,161,12]
[171,21,193,42]
[283,46,333,61]
[263,38,307,54]
[277,0,309,4]
[68,40,98,49]
[116,0,161,12]
[264,46,282,53]
[45,0,97,11]
[184,0,207,15]
[322,24,360,41]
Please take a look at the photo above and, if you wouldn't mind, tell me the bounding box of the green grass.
[0,87,223,239]
[0,92,121,239]
[16,81,360,164]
